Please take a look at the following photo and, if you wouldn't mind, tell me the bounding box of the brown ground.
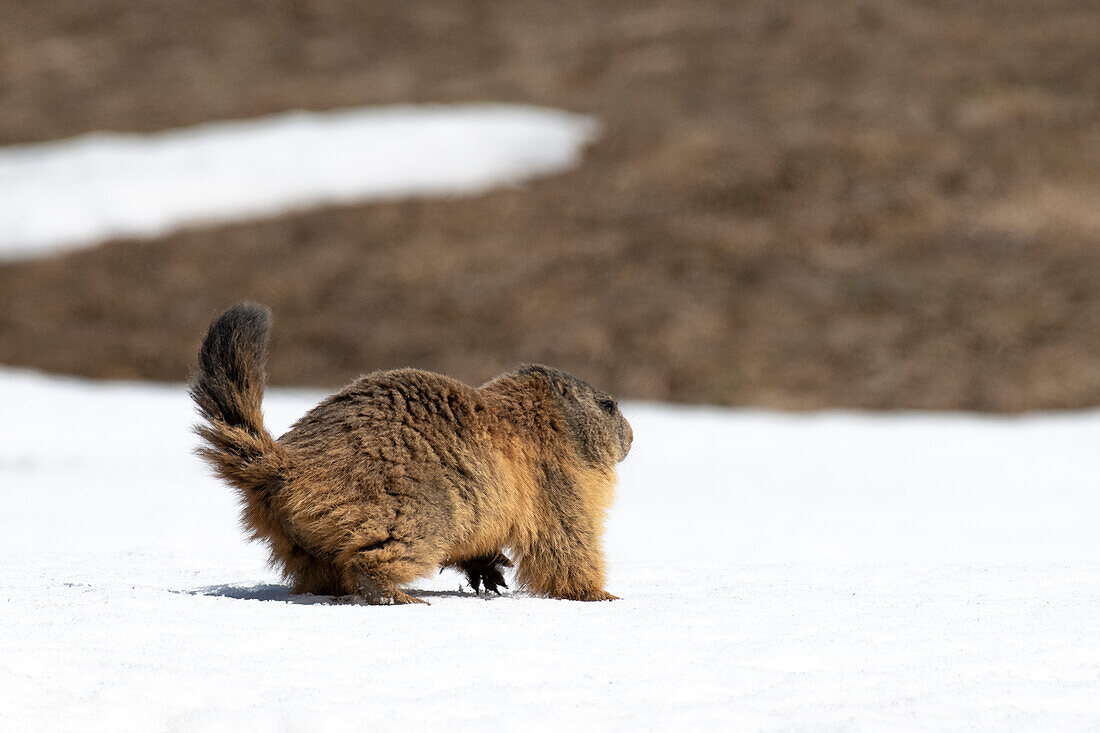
[2,0,1100,410]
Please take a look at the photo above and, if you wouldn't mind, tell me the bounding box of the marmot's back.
[283,368,489,458]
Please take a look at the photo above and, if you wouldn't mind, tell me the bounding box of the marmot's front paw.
[459,552,513,595]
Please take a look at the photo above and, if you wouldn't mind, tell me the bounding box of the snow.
[1,367,1098,730]
[0,105,597,259]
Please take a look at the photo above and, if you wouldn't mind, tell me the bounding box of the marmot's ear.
[519,363,551,378]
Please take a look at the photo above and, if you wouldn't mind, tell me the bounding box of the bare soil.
[2,0,1100,409]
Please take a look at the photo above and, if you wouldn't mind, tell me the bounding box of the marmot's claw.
[459,552,512,596]
[481,566,508,595]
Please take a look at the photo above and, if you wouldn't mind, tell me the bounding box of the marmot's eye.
[599,398,616,415]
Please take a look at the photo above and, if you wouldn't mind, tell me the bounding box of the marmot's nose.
[619,420,634,460]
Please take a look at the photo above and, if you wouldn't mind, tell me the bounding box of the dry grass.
[2,0,1100,409]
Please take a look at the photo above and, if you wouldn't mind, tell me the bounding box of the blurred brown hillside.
[2,0,1100,410]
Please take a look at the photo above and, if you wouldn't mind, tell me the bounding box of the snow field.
[1,368,1098,730]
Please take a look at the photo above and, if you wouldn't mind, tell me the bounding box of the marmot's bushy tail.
[190,302,286,496]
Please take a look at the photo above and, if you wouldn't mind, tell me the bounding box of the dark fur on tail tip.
[190,302,272,435]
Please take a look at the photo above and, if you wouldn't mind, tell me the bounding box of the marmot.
[190,303,632,604]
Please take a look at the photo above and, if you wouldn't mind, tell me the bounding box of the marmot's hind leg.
[357,579,427,606]
[288,557,344,596]
[335,537,436,605]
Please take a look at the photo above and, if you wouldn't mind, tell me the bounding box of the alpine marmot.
[190,303,632,604]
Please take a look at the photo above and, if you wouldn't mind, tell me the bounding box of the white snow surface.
[1,367,1098,731]
[0,105,597,259]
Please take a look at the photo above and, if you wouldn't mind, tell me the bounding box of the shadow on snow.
[185,583,504,604]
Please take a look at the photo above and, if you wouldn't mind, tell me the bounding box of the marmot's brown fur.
[190,303,632,604]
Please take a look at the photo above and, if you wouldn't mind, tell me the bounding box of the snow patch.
[0,105,598,259]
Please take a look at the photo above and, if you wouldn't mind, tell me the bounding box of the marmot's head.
[515,364,633,465]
